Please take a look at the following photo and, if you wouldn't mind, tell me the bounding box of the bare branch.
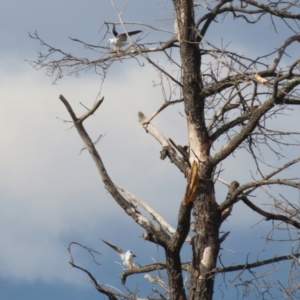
[138,111,188,174]
[144,56,182,87]
[79,97,104,123]
[59,95,171,247]
[219,156,300,211]
[241,178,300,193]
[261,35,300,76]
[211,71,300,165]
[243,0,300,20]
[241,195,300,229]
[67,242,120,300]
[120,261,191,285]
[212,252,300,275]
[207,82,250,132]
[113,182,178,237]
[144,273,170,292]
[219,181,240,223]
[198,0,233,41]
[68,242,101,266]
[262,157,300,181]
[69,261,119,300]
[142,98,183,125]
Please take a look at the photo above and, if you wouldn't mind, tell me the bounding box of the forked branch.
[59,95,171,247]
[241,195,300,229]
[138,112,188,174]
[113,182,176,236]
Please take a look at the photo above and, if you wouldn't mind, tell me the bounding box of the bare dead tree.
[30,0,300,299]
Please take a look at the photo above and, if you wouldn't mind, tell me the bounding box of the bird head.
[108,38,115,45]
[128,250,136,257]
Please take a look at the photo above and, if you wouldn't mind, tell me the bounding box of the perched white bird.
[108,24,142,53]
[101,238,136,268]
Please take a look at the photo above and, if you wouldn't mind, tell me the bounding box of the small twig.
[142,98,184,125]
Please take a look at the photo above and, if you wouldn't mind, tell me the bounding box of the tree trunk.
[165,249,187,300]
[172,1,220,298]
[188,178,220,300]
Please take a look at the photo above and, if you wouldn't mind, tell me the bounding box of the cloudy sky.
[1,0,299,299]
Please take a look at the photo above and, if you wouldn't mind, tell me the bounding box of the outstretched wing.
[101,238,125,255]
[117,30,142,42]
[112,24,118,37]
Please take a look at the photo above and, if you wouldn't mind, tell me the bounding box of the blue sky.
[1,0,300,299]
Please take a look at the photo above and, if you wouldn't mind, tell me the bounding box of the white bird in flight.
[108,24,142,53]
[101,238,137,268]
